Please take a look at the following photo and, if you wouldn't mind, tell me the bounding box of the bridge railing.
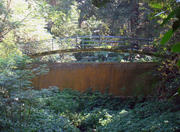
[58,36,153,50]
[18,36,154,55]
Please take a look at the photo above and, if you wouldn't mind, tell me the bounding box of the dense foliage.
[0,0,180,131]
[1,86,179,131]
[151,2,180,97]
[0,54,49,131]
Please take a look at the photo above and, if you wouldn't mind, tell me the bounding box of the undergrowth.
[1,87,179,132]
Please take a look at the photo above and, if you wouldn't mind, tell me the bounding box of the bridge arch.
[18,35,162,59]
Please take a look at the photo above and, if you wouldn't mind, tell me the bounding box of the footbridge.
[18,35,162,58]
[24,35,159,96]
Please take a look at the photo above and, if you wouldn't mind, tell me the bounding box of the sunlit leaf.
[150,3,163,9]
[161,11,175,26]
[160,29,173,45]
[161,7,180,26]
[171,42,180,52]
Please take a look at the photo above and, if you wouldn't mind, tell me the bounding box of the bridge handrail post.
[28,43,30,54]
[52,39,54,50]
[76,36,78,46]
[99,35,101,47]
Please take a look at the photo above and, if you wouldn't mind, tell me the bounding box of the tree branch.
[3,0,12,22]
[0,12,32,42]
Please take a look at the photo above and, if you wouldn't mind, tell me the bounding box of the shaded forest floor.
[1,87,180,132]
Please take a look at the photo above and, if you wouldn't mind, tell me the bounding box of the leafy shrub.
[24,88,179,132]
[97,101,180,132]
[0,55,179,132]
[0,54,49,131]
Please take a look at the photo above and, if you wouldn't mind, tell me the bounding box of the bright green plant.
[161,6,180,61]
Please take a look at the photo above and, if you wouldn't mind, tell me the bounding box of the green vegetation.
[0,0,180,131]
[1,86,180,132]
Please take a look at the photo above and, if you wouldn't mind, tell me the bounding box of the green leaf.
[161,11,175,26]
[175,7,180,18]
[160,29,173,45]
[92,0,110,8]
[150,3,163,9]
[177,60,180,67]
[171,42,180,53]
[161,7,180,26]
[178,87,180,95]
